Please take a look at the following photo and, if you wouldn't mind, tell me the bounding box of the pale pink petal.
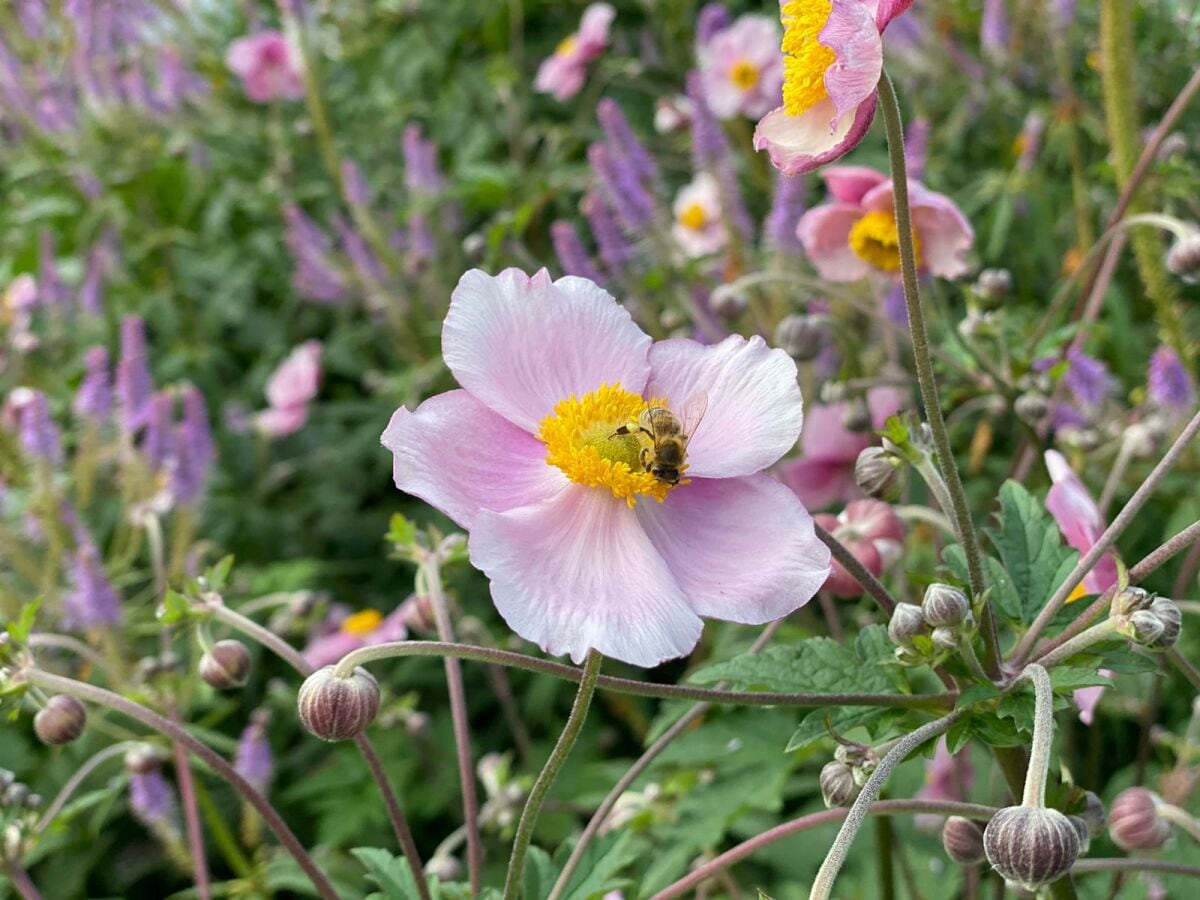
[909,185,974,279]
[672,173,727,257]
[1074,683,1105,726]
[814,512,881,597]
[265,341,322,410]
[535,56,586,100]
[254,404,309,438]
[754,93,877,177]
[225,38,259,77]
[469,485,701,667]
[302,629,362,669]
[577,3,616,54]
[822,166,888,205]
[874,0,916,30]
[868,385,908,428]
[798,203,874,282]
[442,268,652,433]
[637,474,829,622]
[844,499,905,544]
[778,457,859,510]
[1044,450,1119,593]
[820,1,884,123]
[646,334,803,478]
[800,401,870,461]
[381,390,563,530]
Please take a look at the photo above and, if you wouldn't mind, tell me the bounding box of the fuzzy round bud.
[3,783,30,807]
[297,665,380,741]
[1165,233,1200,283]
[1067,815,1091,853]
[942,816,986,865]
[840,398,871,433]
[1126,610,1166,646]
[199,640,252,689]
[1078,791,1106,837]
[819,761,859,808]
[1108,787,1170,851]
[1112,586,1153,616]
[708,288,748,319]
[983,806,1082,891]
[1146,597,1181,649]
[774,315,824,362]
[461,233,487,262]
[425,855,463,883]
[975,268,1012,307]
[33,695,87,746]
[124,745,168,775]
[855,447,904,501]
[888,603,927,647]
[931,626,960,651]
[1014,393,1049,424]
[923,583,971,627]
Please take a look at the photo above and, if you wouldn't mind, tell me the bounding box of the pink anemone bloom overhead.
[672,173,728,259]
[382,268,831,667]
[534,3,616,102]
[698,14,785,120]
[798,166,973,281]
[225,31,305,104]
[753,0,914,175]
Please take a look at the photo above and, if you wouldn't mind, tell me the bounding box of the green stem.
[1036,620,1120,669]
[1158,804,1200,844]
[875,815,896,900]
[877,71,999,677]
[502,650,603,900]
[1019,665,1054,808]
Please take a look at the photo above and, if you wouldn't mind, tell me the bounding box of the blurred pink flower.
[303,606,409,668]
[778,386,906,510]
[813,499,904,597]
[254,340,322,438]
[672,173,727,258]
[698,14,784,120]
[914,737,974,830]
[798,166,973,281]
[225,31,304,104]
[754,0,914,175]
[382,268,830,667]
[534,4,615,101]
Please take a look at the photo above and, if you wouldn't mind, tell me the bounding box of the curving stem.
[1019,664,1055,808]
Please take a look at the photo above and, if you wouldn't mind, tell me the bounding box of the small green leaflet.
[688,633,900,695]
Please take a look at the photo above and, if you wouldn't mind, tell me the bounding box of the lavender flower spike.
[597,98,656,185]
[74,346,112,423]
[551,220,604,284]
[117,316,153,433]
[1148,345,1196,411]
[64,540,122,629]
[905,117,931,183]
[17,389,63,465]
[765,173,807,252]
[696,4,731,47]
[38,230,69,307]
[234,710,275,794]
[283,206,347,305]
[582,192,633,274]
[588,142,654,230]
[981,0,1010,59]
[1064,348,1116,407]
[686,70,727,171]
[140,391,174,471]
[402,124,443,195]
[130,767,177,829]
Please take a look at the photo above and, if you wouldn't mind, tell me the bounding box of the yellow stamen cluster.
[538,383,670,507]
[555,34,579,58]
[848,210,922,272]
[781,0,836,117]
[729,60,760,90]
[677,202,708,231]
[341,608,384,636]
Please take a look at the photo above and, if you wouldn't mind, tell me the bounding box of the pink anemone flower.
[672,173,728,258]
[753,0,914,175]
[534,4,615,102]
[778,386,906,510]
[225,31,305,104]
[303,605,410,669]
[798,166,973,281]
[698,14,785,121]
[382,268,831,667]
[254,340,322,438]
[813,500,904,597]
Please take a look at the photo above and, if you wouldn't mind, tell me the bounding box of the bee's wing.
[679,391,709,446]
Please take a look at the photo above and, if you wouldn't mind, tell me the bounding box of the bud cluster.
[774,314,825,362]
[887,584,977,669]
[819,742,881,808]
[1111,589,1182,651]
[1,768,43,860]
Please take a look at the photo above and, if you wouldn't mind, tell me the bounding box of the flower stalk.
[1018,664,1054,808]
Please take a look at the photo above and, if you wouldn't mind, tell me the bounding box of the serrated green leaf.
[352,847,416,900]
[523,845,559,900]
[156,590,192,626]
[386,513,418,548]
[942,544,1020,619]
[958,682,1002,707]
[1049,667,1112,691]
[9,597,43,643]
[987,481,1079,625]
[786,707,902,752]
[203,555,235,592]
[689,638,896,695]
[557,831,637,900]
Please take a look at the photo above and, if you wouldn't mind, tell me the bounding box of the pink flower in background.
[778,386,906,510]
[254,341,322,438]
[813,499,904,597]
[798,166,973,281]
[534,4,615,101]
[226,31,305,103]
[914,737,974,830]
[303,605,409,668]
[754,0,914,175]
[672,173,727,258]
[698,15,784,120]
[382,268,830,667]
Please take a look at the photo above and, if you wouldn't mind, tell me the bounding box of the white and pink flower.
[698,15,784,120]
[672,173,727,259]
[382,268,830,667]
[254,340,322,438]
[226,31,305,104]
[813,500,905,597]
[534,4,615,102]
[798,166,973,281]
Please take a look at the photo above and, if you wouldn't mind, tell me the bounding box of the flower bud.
[425,855,463,883]
[1077,791,1106,837]
[975,268,1012,307]
[888,603,927,647]
[983,806,1082,891]
[1108,787,1170,851]
[1068,815,1091,853]
[1126,610,1165,646]
[199,639,252,690]
[125,745,168,775]
[942,816,986,865]
[708,288,748,319]
[1112,585,1153,616]
[923,583,971,627]
[855,447,904,501]
[297,665,380,741]
[820,760,859,808]
[1146,597,1181,649]
[774,315,824,362]
[931,626,959,651]
[33,695,87,746]
[840,398,871,434]
[1165,232,1200,283]
[1014,393,1049,424]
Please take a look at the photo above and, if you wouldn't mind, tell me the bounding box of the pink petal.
[647,334,803,478]
[800,401,870,461]
[814,512,881,598]
[469,484,701,667]
[1044,450,1119,594]
[822,166,888,205]
[844,498,905,544]
[873,0,915,30]
[303,606,409,669]
[798,203,874,282]
[442,268,652,433]
[777,457,859,511]
[820,1,884,124]
[381,389,563,530]
[577,3,616,52]
[1074,683,1105,726]
[637,474,829,622]
[754,95,877,176]
[909,185,974,279]
[254,404,309,438]
[225,38,260,77]
[868,385,907,428]
[265,340,322,409]
[534,55,586,100]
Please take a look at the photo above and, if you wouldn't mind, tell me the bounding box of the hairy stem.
[502,650,603,900]
[1158,804,1200,844]
[172,734,211,900]
[814,522,898,615]
[1019,665,1055,808]
[2,863,42,900]
[1036,620,1120,670]
[1073,859,1200,879]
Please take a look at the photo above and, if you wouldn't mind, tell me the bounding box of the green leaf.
[523,845,559,900]
[560,831,637,900]
[8,597,43,643]
[986,481,1079,625]
[352,847,418,900]
[689,637,897,695]
[386,513,418,549]
[786,707,905,753]
[156,590,192,626]
[202,555,235,592]
[942,544,1019,619]
[1049,667,1112,691]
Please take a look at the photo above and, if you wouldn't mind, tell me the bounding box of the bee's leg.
[639,448,651,469]
[612,425,632,436]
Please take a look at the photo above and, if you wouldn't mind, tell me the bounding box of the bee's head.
[651,466,680,485]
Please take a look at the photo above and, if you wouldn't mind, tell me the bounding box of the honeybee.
[613,392,708,486]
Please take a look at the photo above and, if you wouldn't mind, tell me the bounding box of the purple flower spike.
[75,346,112,423]
[283,206,347,305]
[341,160,371,209]
[17,390,63,465]
[588,143,654,230]
[551,220,604,284]
[130,768,176,828]
[581,192,633,274]
[765,172,806,252]
[64,540,122,629]
[140,391,174,470]
[402,124,443,195]
[234,711,274,794]
[1148,345,1196,411]
[905,117,930,182]
[981,0,1010,59]
[1064,348,1115,407]
[696,4,731,47]
[117,316,153,433]
[597,98,656,186]
[38,230,69,307]
[686,70,727,171]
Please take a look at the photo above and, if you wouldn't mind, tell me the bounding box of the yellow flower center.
[1066,582,1088,604]
[781,0,836,117]
[848,210,922,272]
[538,384,672,507]
[729,60,760,90]
[341,609,384,636]
[556,34,579,57]
[677,202,708,231]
